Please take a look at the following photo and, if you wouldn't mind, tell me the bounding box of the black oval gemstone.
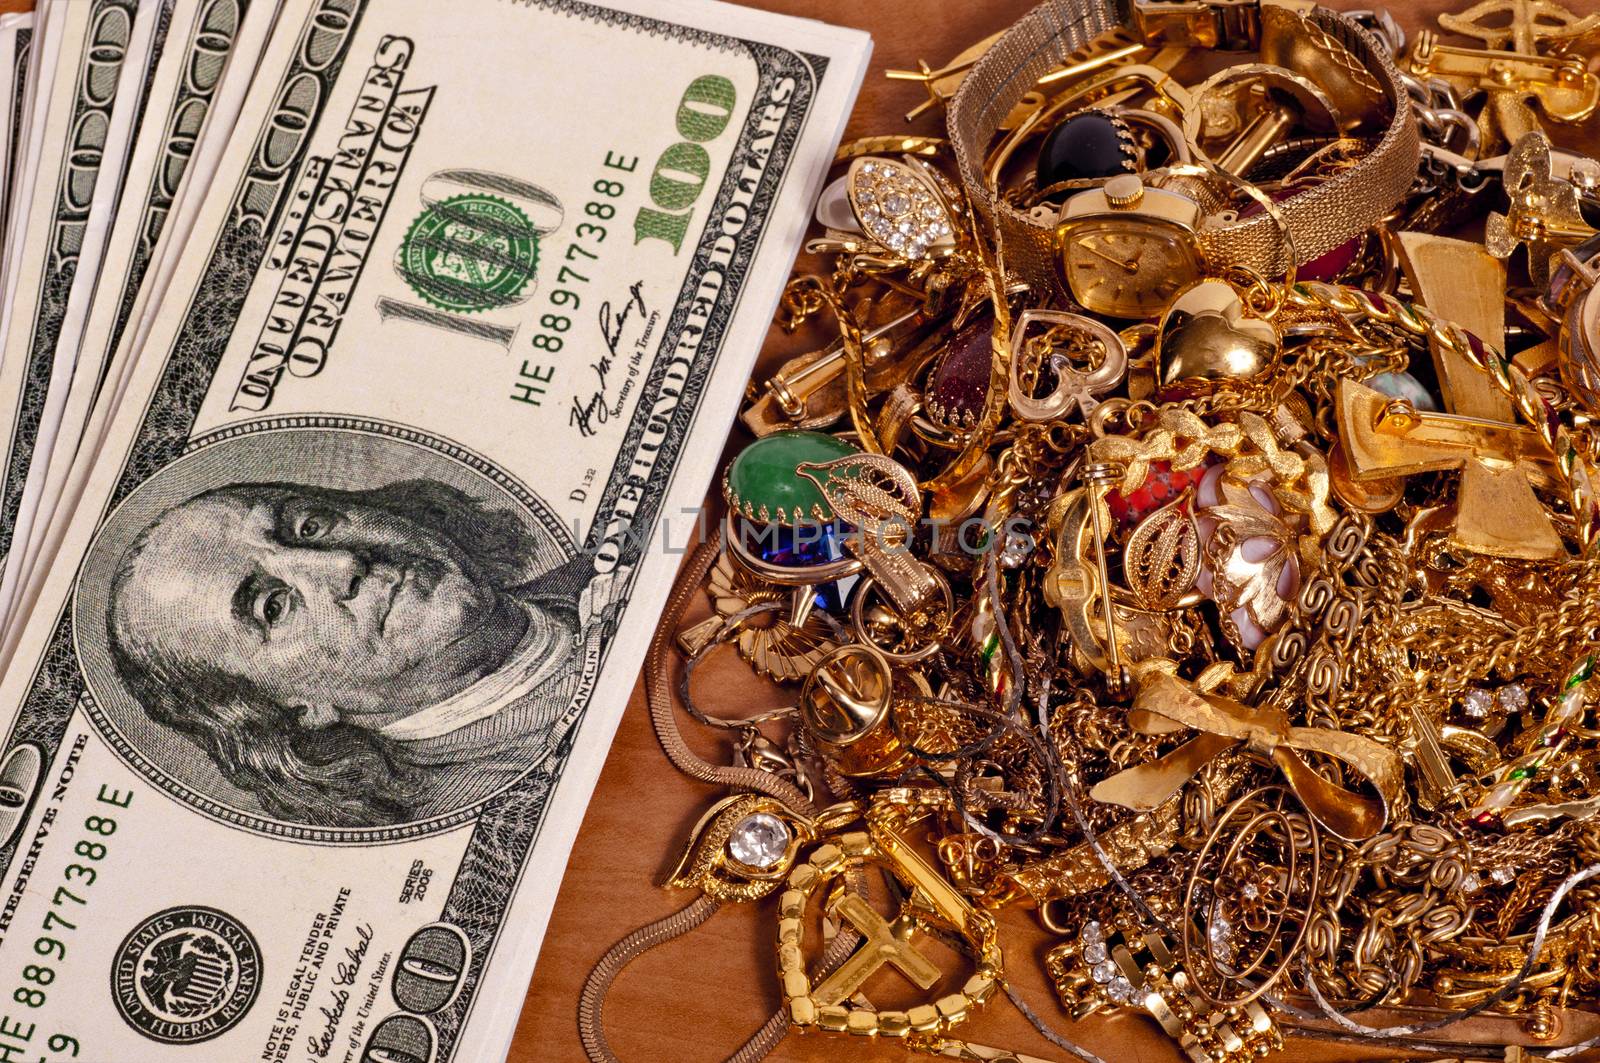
[1035,110,1135,190]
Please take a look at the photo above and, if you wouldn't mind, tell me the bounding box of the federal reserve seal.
[111,906,262,1044]
[400,193,539,313]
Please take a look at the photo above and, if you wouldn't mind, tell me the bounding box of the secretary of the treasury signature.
[568,279,650,438]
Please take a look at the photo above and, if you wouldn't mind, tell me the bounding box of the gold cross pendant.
[775,826,1003,1039]
[811,893,942,1006]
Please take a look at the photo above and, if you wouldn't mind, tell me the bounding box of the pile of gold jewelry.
[581,1,1600,1061]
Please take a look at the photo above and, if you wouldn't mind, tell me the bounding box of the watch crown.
[1104,174,1145,210]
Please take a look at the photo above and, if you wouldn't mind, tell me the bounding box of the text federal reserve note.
[0,0,867,1061]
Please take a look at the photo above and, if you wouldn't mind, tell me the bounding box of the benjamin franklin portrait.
[75,426,613,834]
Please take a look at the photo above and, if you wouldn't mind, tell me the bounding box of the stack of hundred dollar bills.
[0,1,867,1059]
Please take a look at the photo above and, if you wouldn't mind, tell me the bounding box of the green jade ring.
[723,431,865,586]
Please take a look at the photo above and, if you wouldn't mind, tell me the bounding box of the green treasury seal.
[400,193,540,313]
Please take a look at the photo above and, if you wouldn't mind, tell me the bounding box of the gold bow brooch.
[1091,669,1403,840]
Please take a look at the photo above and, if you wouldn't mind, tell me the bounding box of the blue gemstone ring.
[723,512,863,587]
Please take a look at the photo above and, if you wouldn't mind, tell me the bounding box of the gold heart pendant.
[1155,278,1281,394]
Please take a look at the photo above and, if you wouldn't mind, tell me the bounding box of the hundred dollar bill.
[0,0,182,637]
[0,1,867,1062]
[0,13,35,250]
[0,2,62,311]
[0,0,282,637]
[0,0,165,607]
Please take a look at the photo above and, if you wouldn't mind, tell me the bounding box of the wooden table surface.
[507,2,1546,1063]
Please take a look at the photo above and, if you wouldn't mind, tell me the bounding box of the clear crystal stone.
[897,218,914,235]
[1083,942,1108,965]
[1209,914,1234,962]
[1092,960,1117,984]
[1107,976,1135,1004]
[888,232,907,251]
[861,162,877,175]
[907,240,928,260]
[1240,882,1260,901]
[1497,683,1530,712]
[1000,529,1033,567]
[1080,921,1104,945]
[726,812,790,869]
[1461,872,1482,893]
[884,192,911,215]
[1463,689,1494,719]
[856,188,875,205]
[1491,865,1515,885]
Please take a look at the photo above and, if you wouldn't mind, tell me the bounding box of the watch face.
[1061,220,1201,319]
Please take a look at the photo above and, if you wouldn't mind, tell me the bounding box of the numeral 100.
[633,75,736,253]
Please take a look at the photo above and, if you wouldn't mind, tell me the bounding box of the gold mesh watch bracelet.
[946,0,1421,292]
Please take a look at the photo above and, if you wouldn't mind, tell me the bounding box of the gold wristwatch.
[947,0,1420,299]
[1057,173,1204,317]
